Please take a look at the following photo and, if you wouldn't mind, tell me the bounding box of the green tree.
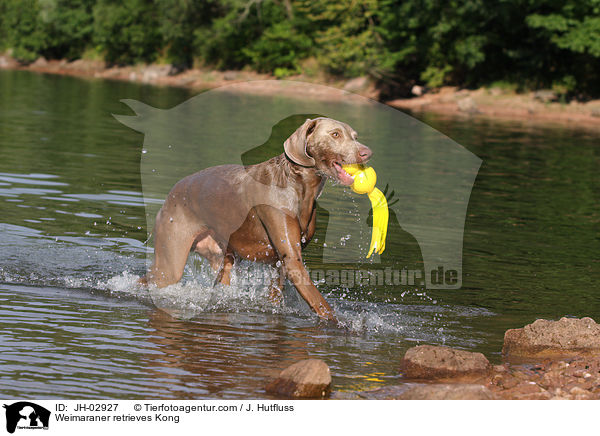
[295,0,388,78]
[156,0,219,67]
[39,0,95,60]
[527,1,600,94]
[1,0,46,62]
[194,0,293,69]
[0,0,93,62]
[243,20,312,73]
[92,0,161,64]
[0,0,598,96]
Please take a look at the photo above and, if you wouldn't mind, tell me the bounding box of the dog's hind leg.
[193,232,223,270]
[146,233,196,288]
[144,212,200,288]
[214,253,235,286]
[192,233,234,286]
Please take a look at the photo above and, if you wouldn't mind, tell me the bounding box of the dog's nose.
[358,144,372,162]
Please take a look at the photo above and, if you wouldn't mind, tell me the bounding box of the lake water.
[0,70,598,399]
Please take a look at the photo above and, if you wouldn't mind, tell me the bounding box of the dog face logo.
[3,402,50,434]
[115,80,481,291]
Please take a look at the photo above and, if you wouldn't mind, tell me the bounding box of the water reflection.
[0,70,598,399]
[144,310,316,398]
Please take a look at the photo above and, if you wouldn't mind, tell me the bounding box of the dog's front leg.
[268,266,285,306]
[256,206,335,321]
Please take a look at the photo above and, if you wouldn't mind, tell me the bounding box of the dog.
[141,117,372,320]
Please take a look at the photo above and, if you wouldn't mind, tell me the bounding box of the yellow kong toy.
[342,164,389,257]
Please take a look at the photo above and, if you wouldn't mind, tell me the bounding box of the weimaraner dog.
[141,117,372,320]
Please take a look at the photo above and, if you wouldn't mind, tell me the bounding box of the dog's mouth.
[332,162,355,186]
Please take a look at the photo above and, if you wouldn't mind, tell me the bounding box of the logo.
[115,80,481,303]
[3,402,50,434]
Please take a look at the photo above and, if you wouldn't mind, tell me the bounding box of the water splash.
[0,222,494,343]
[97,255,494,344]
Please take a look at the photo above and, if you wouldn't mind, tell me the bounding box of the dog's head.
[284,117,372,185]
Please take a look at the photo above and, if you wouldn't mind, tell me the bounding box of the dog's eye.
[331,132,340,138]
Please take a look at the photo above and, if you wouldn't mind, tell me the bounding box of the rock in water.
[357,383,496,400]
[223,71,238,81]
[343,77,370,93]
[457,97,480,114]
[503,317,600,359]
[411,85,426,96]
[397,384,496,400]
[141,64,175,83]
[31,57,48,67]
[0,55,19,69]
[533,89,558,103]
[265,359,331,398]
[400,345,491,380]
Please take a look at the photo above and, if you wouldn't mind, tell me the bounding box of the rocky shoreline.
[2,54,599,131]
[388,87,600,131]
[267,317,600,400]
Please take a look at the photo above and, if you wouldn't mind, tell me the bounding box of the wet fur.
[141,117,372,320]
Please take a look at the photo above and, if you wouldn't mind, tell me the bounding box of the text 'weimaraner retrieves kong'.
[141,117,372,320]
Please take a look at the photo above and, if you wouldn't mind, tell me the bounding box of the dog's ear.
[284,118,317,167]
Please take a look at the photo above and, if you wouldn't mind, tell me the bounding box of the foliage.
[0,0,599,95]
[525,1,600,95]
[1,0,42,62]
[294,0,387,78]
[0,0,93,62]
[41,0,94,60]
[243,21,312,72]
[156,0,219,67]
[92,0,162,64]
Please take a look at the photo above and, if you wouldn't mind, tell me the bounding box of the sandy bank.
[2,55,599,131]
